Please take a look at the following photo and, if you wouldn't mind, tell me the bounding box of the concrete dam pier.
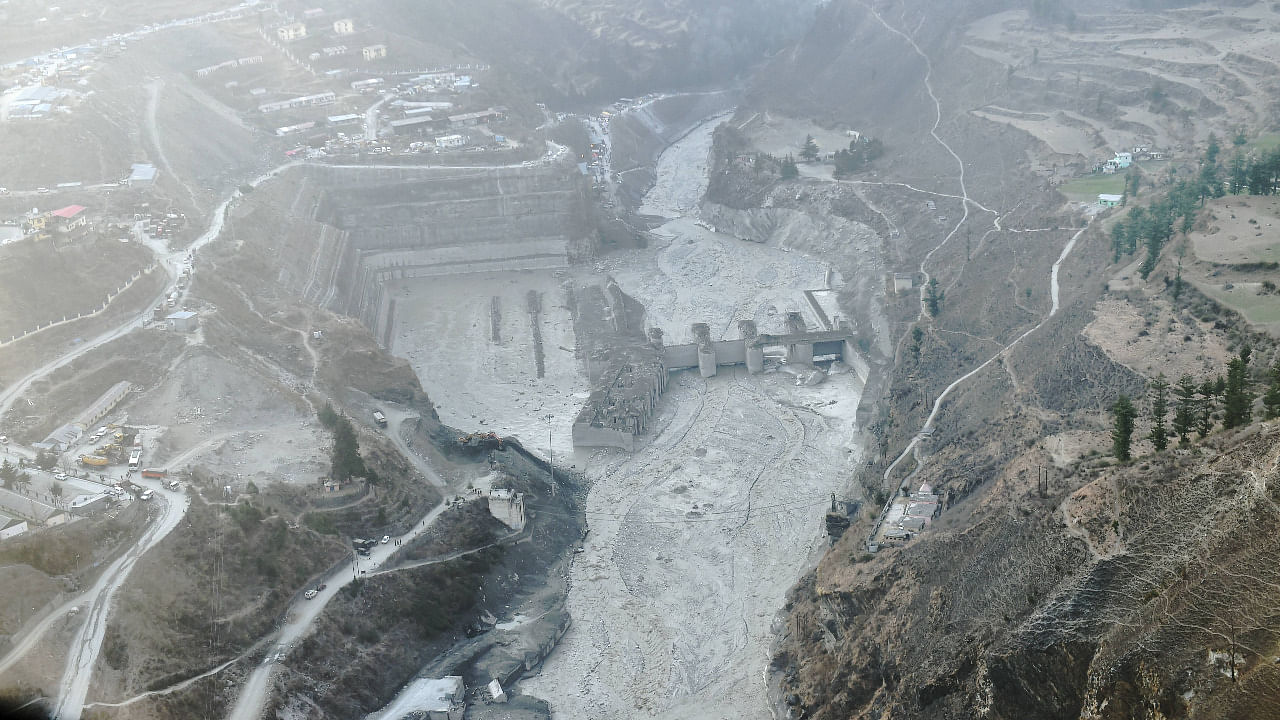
[571,312,868,452]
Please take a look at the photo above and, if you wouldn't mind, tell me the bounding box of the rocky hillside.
[777,425,1280,719]
[728,0,1280,717]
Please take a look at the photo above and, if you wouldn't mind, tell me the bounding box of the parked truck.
[80,455,110,467]
[372,410,387,428]
[141,468,167,479]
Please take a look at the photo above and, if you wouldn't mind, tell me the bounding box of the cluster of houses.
[274,18,387,62]
[1093,145,1165,174]
[21,205,90,242]
[0,41,112,121]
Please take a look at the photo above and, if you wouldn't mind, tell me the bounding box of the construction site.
[9,0,1280,719]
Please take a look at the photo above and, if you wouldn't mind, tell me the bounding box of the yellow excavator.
[80,455,110,467]
[457,431,503,450]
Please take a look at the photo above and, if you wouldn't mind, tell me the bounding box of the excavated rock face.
[776,430,1280,719]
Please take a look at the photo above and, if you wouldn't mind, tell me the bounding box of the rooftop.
[389,116,439,128]
[51,205,86,219]
[129,163,157,181]
[70,492,110,508]
[166,311,197,320]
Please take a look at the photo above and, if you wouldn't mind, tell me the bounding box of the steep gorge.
[726,1,1280,718]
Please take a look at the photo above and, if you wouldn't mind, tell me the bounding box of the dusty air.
[2,1,1279,719]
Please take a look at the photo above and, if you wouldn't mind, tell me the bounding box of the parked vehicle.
[139,490,154,501]
[304,589,318,600]
[381,535,390,544]
[140,468,166,479]
[372,410,387,428]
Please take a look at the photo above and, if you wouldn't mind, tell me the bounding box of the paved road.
[364,94,391,142]
[49,479,190,720]
[225,499,452,720]
[381,406,446,489]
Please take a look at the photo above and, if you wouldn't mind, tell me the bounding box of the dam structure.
[571,313,869,452]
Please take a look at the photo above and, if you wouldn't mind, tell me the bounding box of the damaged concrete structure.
[486,488,526,531]
[571,341,668,452]
[572,315,868,451]
[663,312,863,379]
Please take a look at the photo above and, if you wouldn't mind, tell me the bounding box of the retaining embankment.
[260,163,595,347]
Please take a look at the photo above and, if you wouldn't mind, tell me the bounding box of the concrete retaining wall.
[571,423,636,452]
[297,164,592,347]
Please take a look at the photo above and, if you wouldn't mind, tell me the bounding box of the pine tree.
[1197,381,1216,438]
[1206,132,1221,165]
[1264,360,1280,420]
[1148,374,1169,451]
[925,278,944,317]
[800,135,819,162]
[1173,374,1198,443]
[1223,352,1254,429]
[780,154,799,179]
[1112,394,1138,462]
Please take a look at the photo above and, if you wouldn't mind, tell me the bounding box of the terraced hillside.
[751,0,1280,186]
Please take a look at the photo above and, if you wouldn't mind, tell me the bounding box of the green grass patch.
[1195,281,1280,328]
[1060,174,1126,201]
[1249,133,1280,153]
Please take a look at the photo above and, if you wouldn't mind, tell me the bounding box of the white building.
[258,92,336,114]
[1114,151,1133,168]
[487,489,525,530]
[333,18,354,35]
[362,44,387,61]
[166,311,199,332]
[276,23,307,42]
[69,492,112,516]
[368,676,464,720]
[487,679,507,703]
[128,163,158,187]
[434,134,465,149]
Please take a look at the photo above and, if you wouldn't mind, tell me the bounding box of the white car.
[381,535,390,544]
[304,589,318,600]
